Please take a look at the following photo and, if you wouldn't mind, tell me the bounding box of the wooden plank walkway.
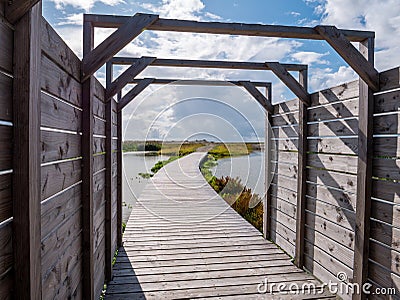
[105,152,334,299]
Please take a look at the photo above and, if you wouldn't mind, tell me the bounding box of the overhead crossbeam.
[315,25,379,92]
[265,62,311,106]
[82,14,159,81]
[111,57,307,72]
[116,78,272,112]
[84,13,374,42]
[5,0,41,24]
[240,81,273,113]
[106,56,156,100]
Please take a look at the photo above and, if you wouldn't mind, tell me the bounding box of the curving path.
[105,152,333,299]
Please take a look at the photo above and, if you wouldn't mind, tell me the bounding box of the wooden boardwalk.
[105,152,333,299]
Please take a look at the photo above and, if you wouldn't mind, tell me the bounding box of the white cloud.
[139,0,206,20]
[50,0,125,12]
[314,0,400,71]
[57,13,83,26]
[309,66,357,91]
[291,51,329,65]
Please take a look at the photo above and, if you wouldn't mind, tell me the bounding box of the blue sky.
[42,0,400,141]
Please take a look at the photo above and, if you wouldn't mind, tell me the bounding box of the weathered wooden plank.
[105,96,113,280]
[270,184,297,205]
[306,184,356,211]
[93,154,106,174]
[41,92,82,132]
[373,136,400,157]
[307,168,357,194]
[93,137,106,154]
[0,174,12,222]
[41,54,82,107]
[93,237,105,300]
[41,130,81,163]
[0,222,13,278]
[273,99,299,115]
[369,239,400,275]
[374,112,400,135]
[308,118,358,137]
[0,125,12,171]
[372,179,400,203]
[308,137,358,155]
[117,110,122,246]
[41,183,81,239]
[240,81,273,113]
[272,162,298,180]
[0,261,13,299]
[93,96,106,119]
[307,153,358,174]
[371,199,400,230]
[374,89,400,113]
[269,223,296,257]
[41,159,82,200]
[42,235,82,300]
[310,80,359,106]
[4,0,41,24]
[373,158,400,181]
[368,261,400,296]
[306,197,355,230]
[370,219,400,251]
[271,208,296,232]
[305,226,353,268]
[270,196,297,219]
[272,125,298,138]
[12,3,42,298]
[271,112,298,126]
[93,116,106,136]
[0,21,13,73]
[305,211,354,250]
[308,98,358,121]
[41,18,81,81]
[271,174,297,192]
[0,73,13,122]
[379,66,400,92]
[275,138,298,151]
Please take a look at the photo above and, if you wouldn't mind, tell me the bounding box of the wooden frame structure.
[80,13,379,300]
[0,0,388,299]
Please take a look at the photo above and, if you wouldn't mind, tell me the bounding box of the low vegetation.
[208,143,254,159]
[200,155,263,232]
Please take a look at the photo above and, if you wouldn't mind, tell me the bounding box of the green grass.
[208,143,253,159]
[160,142,205,156]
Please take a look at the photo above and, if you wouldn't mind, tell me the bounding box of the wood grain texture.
[0,73,13,122]
[0,174,12,222]
[40,130,81,163]
[12,3,42,298]
[0,125,12,171]
[0,20,13,73]
[105,153,330,299]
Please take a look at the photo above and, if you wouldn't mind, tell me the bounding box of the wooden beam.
[111,57,307,72]
[117,78,154,111]
[82,16,95,299]
[129,78,271,87]
[315,26,379,91]
[263,85,272,240]
[295,68,308,268]
[265,62,311,106]
[12,2,42,298]
[5,0,40,24]
[116,92,123,247]
[239,81,273,114]
[106,56,156,100]
[82,77,95,300]
[85,13,374,42]
[82,13,159,81]
[352,37,375,300]
[105,62,113,281]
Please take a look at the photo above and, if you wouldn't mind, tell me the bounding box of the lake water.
[210,151,265,197]
[122,150,266,222]
[122,151,170,221]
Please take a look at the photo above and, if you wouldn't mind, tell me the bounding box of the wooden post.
[352,37,375,300]
[12,2,42,299]
[117,92,123,247]
[295,68,308,268]
[82,20,95,300]
[105,62,113,281]
[263,85,272,239]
